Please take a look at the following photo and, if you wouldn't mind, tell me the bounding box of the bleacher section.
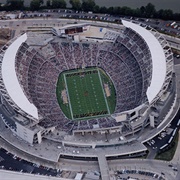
[0,113,17,131]
[13,26,153,133]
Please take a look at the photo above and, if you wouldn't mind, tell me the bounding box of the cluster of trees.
[1,0,180,20]
[45,0,66,9]
[2,0,24,10]
[0,0,67,11]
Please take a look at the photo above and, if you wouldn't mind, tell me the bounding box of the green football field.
[56,67,116,120]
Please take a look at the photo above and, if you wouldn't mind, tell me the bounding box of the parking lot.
[115,169,164,180]
[145,109,180,159]
[0,148,60,177]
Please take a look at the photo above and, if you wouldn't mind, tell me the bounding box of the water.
[1,0,180,13]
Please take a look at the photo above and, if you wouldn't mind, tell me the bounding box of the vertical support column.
[149,114,155,128]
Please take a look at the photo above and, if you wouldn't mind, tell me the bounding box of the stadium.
[0,18,175,156]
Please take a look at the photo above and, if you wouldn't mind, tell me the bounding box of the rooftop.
[2,33,38,119]
[122,20,167,104]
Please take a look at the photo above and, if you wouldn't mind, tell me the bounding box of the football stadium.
[0,18,176,160]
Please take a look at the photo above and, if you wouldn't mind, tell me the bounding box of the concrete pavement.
[108,159,177,180]
[0,170,69,180]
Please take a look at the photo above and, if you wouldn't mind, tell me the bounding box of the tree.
[134,8,142,17]
[81,0,96,12]
[108,7,114,15]
[140,6,146,17]
[39,0,44,5]
[173,13,180,21]
[99,6,107,14]
[145,3,156,17]
[113,6,121,15]
[121,6,133,16]
[6,0,24,10]
[93,5,99,13]
[69,0,81,11]
[46,0,51,7]
[52,0,66,8]
[30,0,41,11]
[156,9,173,20]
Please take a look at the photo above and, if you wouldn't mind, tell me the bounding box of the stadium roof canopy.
[122,20,166,103]
[2,33,38,119]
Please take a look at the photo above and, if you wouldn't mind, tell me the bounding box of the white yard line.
[97,69,110,114]
[63,74,74,120]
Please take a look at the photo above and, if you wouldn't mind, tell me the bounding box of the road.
[163,34,180,50]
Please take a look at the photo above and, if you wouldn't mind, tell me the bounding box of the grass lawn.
[56,71,72,119]
[56,67,116,120]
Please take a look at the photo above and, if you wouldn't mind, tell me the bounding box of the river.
[1,0,180,13]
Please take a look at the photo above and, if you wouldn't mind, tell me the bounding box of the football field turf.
[64,68,110,120]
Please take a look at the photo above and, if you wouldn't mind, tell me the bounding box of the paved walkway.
[98,154,110,180]
[163,34,180,50]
